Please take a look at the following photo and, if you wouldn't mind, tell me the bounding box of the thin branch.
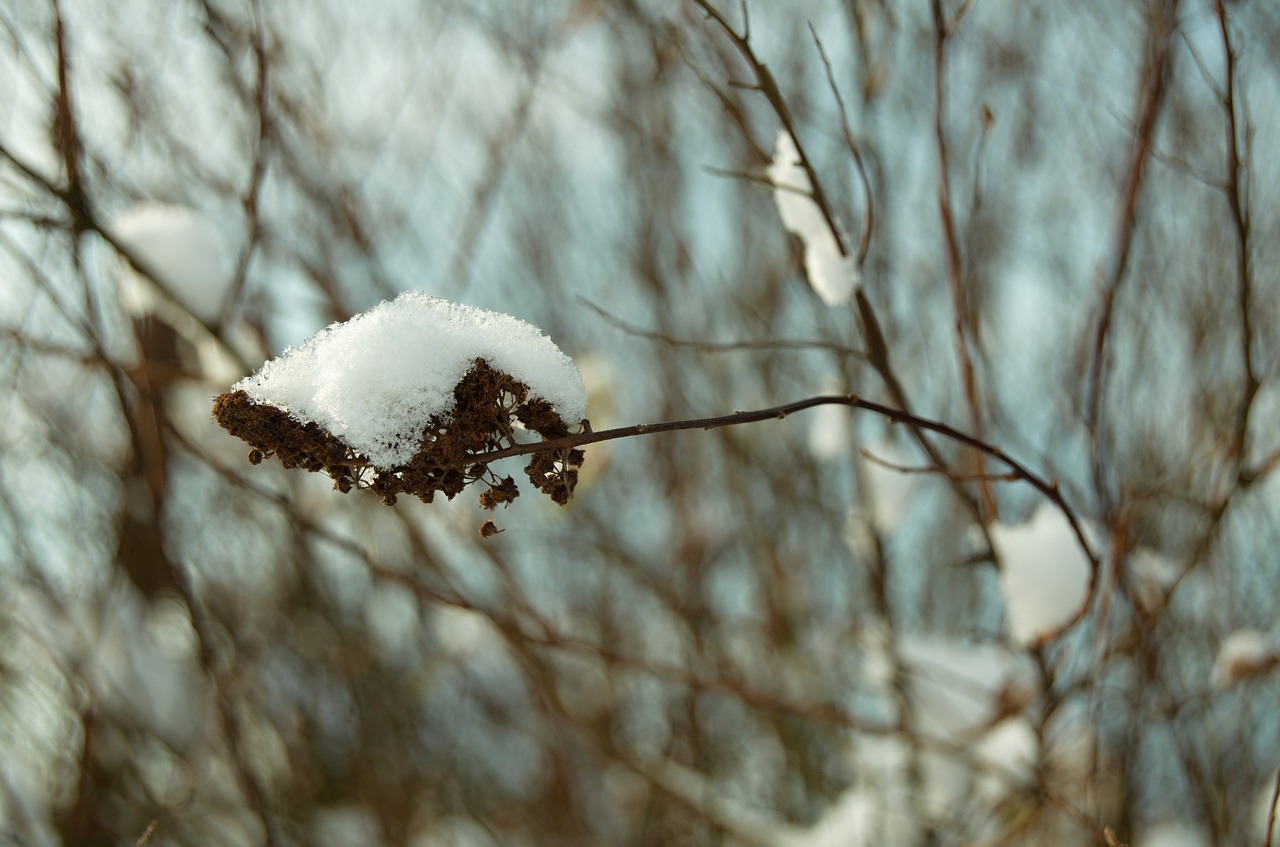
[686,0,992,538]
[474,393,1100,632]
[1215,0,1259,478]
[580,296,865,358]
[1084,0,1180,516]
[219,0,271,323]
[1265,763,1280,847]
[688,0,848,256]
[703,163,776,187]
[931,0,995,522]
[172,565,281,847]
[808,23,874,264]
[0,138,253,374]
[862,447,1020,483]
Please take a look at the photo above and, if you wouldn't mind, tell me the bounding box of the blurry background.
[2,0,1279,844]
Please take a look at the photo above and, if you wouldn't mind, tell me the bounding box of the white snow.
[992,503,1094,646]
[767,131,859,305]
[869,635,1034,739]
[1135,821,1210,847]
[619,632,1041,847]
[112,203,231,324]
[234,292,587,468]
[783,788,875,847]
[835,632,1039,844]
[860,441,918,536]
[807,381,852,459]
[1211,629,1279,687]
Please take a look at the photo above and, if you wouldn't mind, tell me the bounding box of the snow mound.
[234,292,587,469]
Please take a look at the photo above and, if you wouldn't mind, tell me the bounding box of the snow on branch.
[768,132,859,305]
[213,293,588,529]
[213,293,1094,591]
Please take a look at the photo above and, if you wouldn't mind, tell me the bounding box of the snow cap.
[234,292,587,468]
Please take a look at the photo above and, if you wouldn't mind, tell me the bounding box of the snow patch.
[767,131,858,305]
[992,503,1094,646]
[112,203,231,324]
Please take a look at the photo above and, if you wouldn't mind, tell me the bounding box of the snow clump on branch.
[767,130,859,306]
[213,293,587,533]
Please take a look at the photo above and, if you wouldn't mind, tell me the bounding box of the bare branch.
[1084,0,1181,515]
[580,296,865,358]
[930,0,995,521]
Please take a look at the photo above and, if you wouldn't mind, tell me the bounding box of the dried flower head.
[214,358,585,529]
[211,293,588,536]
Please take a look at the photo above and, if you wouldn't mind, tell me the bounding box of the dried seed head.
[214,359,586,528]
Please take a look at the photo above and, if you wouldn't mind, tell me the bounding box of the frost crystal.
[767,131,859,305]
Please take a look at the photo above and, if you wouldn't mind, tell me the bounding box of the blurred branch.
[179,421,914,740]
[476,392,1099,610]
[0,138,253,374]
[931,0,996,522]
[580,296,865,358]
[687,0,993,541]
[1085,0,1180,515]
[809,23,873,265]
[1242,447,1280,486]
[1266,765,1280,847]
[448,55,543,291]
[1214,0,1259,480]
[49,0,88,229]
[173,565,281,847]
[216,0,271,324]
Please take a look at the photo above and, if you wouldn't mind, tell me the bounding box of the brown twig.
[579,296,865,358]
[476,393,1100,613]
[808,24,874,265]
[861,448,1020,484]
[50,0,88,230]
